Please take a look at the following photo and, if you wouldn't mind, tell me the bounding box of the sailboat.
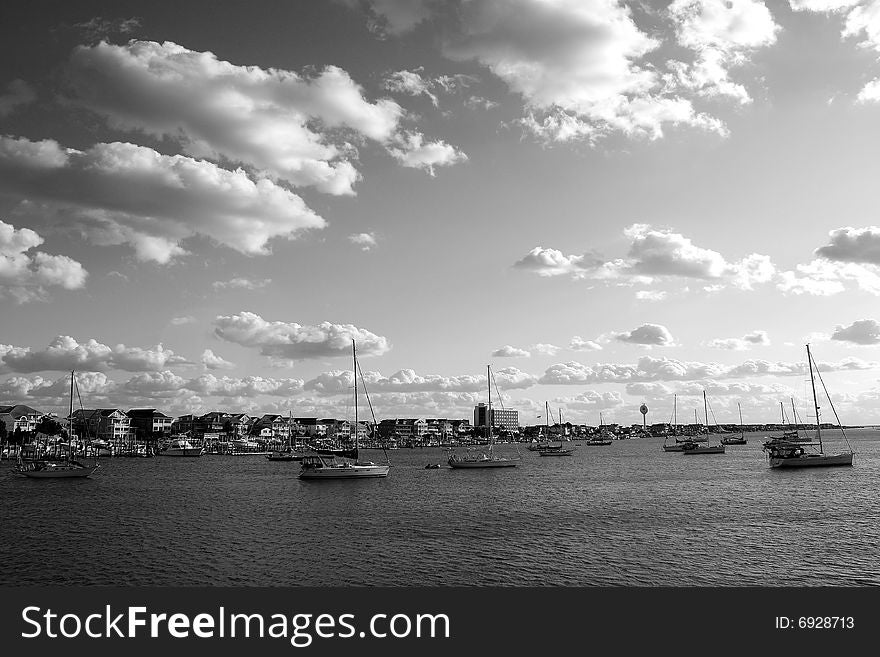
[588,412,613,446]
[298,340,390,479]
[267,411,303,461]
[537,403,573,456]
[762,345,854,468]
[448,365,520,469]
[681,391,725,455]
[662,395,690,451]
[721,403,748,445]
[13,370,99,478]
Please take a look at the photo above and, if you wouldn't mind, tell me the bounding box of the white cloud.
[538,354,877,385]
[212,312,391,360]
[635,290,667,301]
[666,0,780,104]
[551,390,625,411]
[569,336,603,351]
[514,224,775,294]
[170,316,197,326]
[348,232,378,251]
[707,329,770,350]
[492,345,531,358]
[67,41,405,195]
[0,136,325,264]
[842,1,880,51]
[0,336,189,373]
[531,343,561,356]
[0,220,88,303]
[0,79,36,117]
[613,323,676,347]
[386,131,468,175]
[830,319,880,344]
[304,366,537,395]
[201,349,236,370]
[789,1,860,10]
[213,278,272,291]
[383,68,439,106]
[440,0,729,142]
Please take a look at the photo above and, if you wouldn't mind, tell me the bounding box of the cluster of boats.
[9,344,856,479]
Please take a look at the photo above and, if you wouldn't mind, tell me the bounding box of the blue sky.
[4,0,880,425]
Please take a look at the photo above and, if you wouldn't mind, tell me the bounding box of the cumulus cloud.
[170,316,197,326]
[532,343,561,356]
[514,224,775,295]
[815,226,880,264]
[348,232,378,250]
[386,131,468,175]
[831,319,880,344]
[0,79,36,117]
[442,0,727,142]
[665,0,780,104]
[66,40,466,187]
[635,290,667,301]
[213,278,272,291]
[67,41,395,194]
[613,323,676,347]
[551,390,625,411]
[383,68,439,106]
[0,136,326,264]
[569,336,603,351]
[0,336,189,373]
[538,354,877,385]
[707,330,770,350]
[304,366,537,396]
[492,345,531,358]
[0,220,88,303]
[201,349,236,370]
[213,312,391,360]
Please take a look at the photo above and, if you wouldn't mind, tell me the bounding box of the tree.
[36,417,63,436]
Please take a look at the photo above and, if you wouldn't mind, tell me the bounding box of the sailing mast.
[703,391,709,442]
[738,402,744,440]
[353,339,358,452]
[68,370,74,460]
[487,364,492,452]
[806,343,822,452]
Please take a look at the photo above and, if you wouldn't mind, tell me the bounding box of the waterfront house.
[70,409,132,443]
[126,409,173,441]
[0,404,44,436]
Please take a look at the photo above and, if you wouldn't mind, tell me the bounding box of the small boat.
[681,391,725,456]
[721,403,748,445]
[267,414,304,461]
[536,402,573,456]
[13,370,98,479]
[762,345,853,469]
[425,463,441,469]
[448,365,520,469]
[161,437,204,457]
[299,340,391,480]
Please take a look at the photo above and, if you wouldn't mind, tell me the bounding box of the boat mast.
[703,390,709,441]
[353,339,358,451]
[487,364,492,449]
[68,369,75,462]
[738,402,744,440]
[806,343,822,450]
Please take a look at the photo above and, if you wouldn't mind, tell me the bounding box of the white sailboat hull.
[299,463,390,479]
[769,453,853,468]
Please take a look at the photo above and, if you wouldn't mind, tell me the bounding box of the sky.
[4,0,880,426]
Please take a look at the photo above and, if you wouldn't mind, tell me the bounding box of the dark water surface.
[2,430,878,586]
